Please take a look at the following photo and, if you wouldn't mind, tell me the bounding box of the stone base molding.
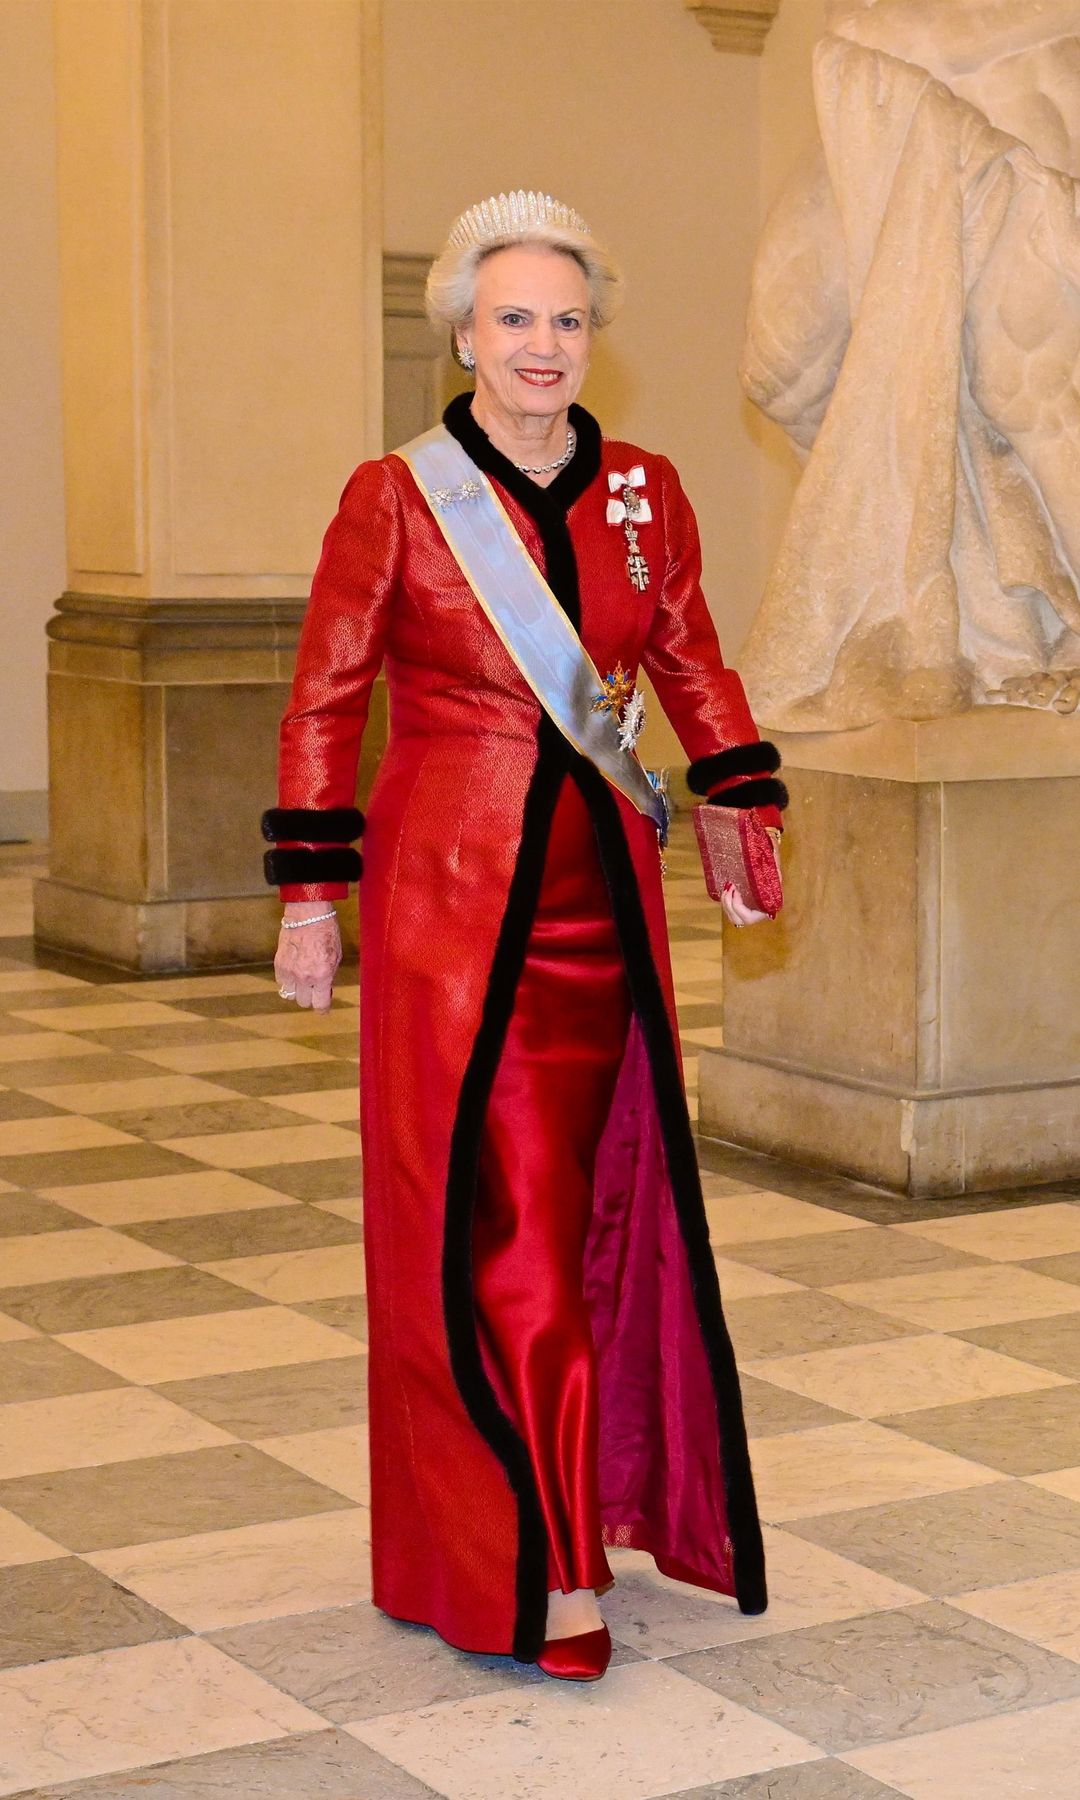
[699,711,1080,1196]
[685,2,781,56]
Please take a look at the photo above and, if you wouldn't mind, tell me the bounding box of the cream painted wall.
[0,0,828,828]
[383,0,766,696]
[0,1,64,833]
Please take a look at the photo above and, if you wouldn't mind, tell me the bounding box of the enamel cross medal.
[607,467,651,593]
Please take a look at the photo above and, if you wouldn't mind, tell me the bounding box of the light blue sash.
[395,425,666,835]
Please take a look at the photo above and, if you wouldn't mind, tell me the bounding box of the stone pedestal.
[35,594,388,970]
[699,711,1080,1196]
[36,0,382,971]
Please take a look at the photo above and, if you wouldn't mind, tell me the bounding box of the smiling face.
[460,243,592,423]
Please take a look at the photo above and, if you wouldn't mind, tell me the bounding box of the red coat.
[274,398,773,1660]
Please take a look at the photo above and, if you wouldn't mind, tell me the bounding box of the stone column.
[35,0,382,970]
[699,711,1080,1196]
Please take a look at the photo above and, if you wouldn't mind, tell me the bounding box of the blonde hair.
[425,202,623,338]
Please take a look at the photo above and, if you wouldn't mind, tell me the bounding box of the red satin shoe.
[536,1624,611,1683]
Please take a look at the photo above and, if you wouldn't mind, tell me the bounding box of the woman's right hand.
[274,902,343,1010]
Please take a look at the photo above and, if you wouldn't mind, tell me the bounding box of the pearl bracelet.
[281,910,337,929]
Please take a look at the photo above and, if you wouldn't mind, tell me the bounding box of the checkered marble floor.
[0,828,1079,1798]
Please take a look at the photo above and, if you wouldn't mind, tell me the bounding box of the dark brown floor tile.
[957,1314,1080,1380]
[0,1442,356,1551]
[241,1157,361,1204]
[723,1291,914,1360]
[697,1144,1080,1224]
[292,1294,368,1339]
[0,1014,64,1036]
[208,1601,540,1722]
[5,1726,438,1799]
[697,1141,898,1211]
[740,1373,851,1438]
[719,1228,987,1289]
[0,1091,67,1123]
[696,1172,763,1197]
[0,1052,157,1089]
[155,1353,367,1437]
[119,1202,361,1261]
[0,1192,96,1236]
[177,993,353,1019]
[217,1062,356,1097]
[74,1021,258,1050]
[0,1142,204,1189]
[5,988,150,1012]
[673,1001,722,1025]
[669,1600,1080,1753]
[0,1262,269,1333]
[93,1097,309,1141]
[290,1031,358,1059]
[662,1765,903,1799]
[0,1337,129,1403]
[0,1556,186,1668]
[1023,1250,1080,1286]
[880,1384,1080,1476]
[785,1479,1080,1594]
[906,1188,1080,1216]
[0,939,127,983]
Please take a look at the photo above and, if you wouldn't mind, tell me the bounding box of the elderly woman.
[263,192,786,1683]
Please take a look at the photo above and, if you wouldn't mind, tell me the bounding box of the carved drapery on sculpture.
[739,0,1080,729]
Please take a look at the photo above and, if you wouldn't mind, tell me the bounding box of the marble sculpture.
[739,0,1080,728]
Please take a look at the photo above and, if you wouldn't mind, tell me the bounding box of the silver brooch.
[433,479,482,511]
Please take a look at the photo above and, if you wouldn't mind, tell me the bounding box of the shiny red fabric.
[277,438,764,1654]
[474,777,628,1597]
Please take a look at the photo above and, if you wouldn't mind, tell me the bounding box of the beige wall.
[0,0,64,835]
[1,0,828,833]
[383,0,766,693]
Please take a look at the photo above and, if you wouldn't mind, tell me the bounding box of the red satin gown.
[473,771,630,1597]
[271,394,776,1659]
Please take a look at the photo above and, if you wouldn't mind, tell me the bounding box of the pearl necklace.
[513,425,577,477]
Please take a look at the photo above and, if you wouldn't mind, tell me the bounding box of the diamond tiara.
[447,189,592,250]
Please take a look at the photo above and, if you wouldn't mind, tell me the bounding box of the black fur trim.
[686,742,782,794]
[706,777,789,812]
[574,759,768,1616]
[263,847,362,886]
[438,394,766,1656]
[443,392,602,525]
[261,806,365,844]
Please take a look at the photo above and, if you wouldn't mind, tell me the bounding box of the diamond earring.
[457,341,476,372]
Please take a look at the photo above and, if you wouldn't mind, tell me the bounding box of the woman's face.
[461,244,592,420]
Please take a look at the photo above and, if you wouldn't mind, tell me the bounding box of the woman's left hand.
[719,837,781,928]
[720,883,772,927]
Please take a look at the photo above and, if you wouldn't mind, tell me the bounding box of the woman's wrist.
[282,899,339,921]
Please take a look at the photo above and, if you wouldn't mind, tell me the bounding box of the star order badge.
[592,663,647,753]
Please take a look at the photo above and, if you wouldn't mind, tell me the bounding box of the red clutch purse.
[693,805,783,917]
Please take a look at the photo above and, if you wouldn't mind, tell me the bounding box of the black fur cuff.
[706,777,789,812]
[263,847,363,886]
[686,741,782,795]
[261,806,365,844]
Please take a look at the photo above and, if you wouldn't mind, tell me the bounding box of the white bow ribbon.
[606,465,652,526]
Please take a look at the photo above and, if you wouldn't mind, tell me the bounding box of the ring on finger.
[278,986,296,999]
